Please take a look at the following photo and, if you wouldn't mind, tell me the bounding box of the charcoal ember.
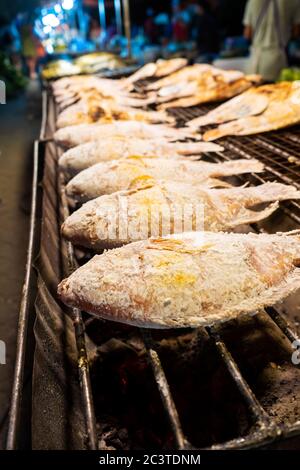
[97,421,130,450]
[255,363,300,426]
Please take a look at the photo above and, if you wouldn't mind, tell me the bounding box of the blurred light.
[43,25,52,34]
[46,44,54,54]
[42,14,60,28]
[54,4,62,14]
[62,0,74,10]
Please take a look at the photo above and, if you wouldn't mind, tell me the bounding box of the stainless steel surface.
[6,140,39,450]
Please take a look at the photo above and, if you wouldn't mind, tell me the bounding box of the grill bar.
[50,89,300,450]
[207,327,270,426]
[6,140,40,450]
[142,330,188,450]
[59,175,98,450]
[265,307,300,345]
[202,147,300,226]
[223,138,300,188]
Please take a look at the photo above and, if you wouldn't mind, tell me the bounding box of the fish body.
[58,230,300,328]
[122,58,188,87]
[59,139,224,178]
[54,121,199,148]
[203,82,300,140]
[56,101,175,128]
[204,100,300,141]
[62,182,300,250]
[146,64,218,91]
[65,157,264,202]
[187,81,293,128]
[157,77,254,110]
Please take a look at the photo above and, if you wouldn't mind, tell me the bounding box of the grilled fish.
[59,138,224,178]
[157,77,254,111]
[53,76,125,98]
[187,81,293,128]
[58,230,300,328]
[203,82,300,140]
[66,157,264,203]
[146,64,245,91]
[56,101,175,128]
[62,182,300,251]
[146,64,212,90]
[55,87,154,110]
[54,122,199,148]
[122,58,188,87]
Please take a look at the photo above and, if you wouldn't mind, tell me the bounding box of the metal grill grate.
[7,87,300,450]
[64,100,300,449]
[168,105,300,226]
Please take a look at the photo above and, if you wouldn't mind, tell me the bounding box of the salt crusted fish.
[62,182,300,251]
[203,82,300,140]
[54,122,199,148]
[186,90,269,128]
[186,81,293,129]
[66,157,264,203]
[156,77,255,111]
[56,101,175,128]
[122,58,188,87]
[146,64,244,91]
[58,230,300,329]
[59,138,224,178]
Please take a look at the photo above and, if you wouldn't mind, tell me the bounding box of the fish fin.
[187,115,214,129]
[213,159,264,177]
[228,202,279,228]
[246,182,300,205]
[203,127,229,141]
[177,142,223,154]
[127,175,157,190]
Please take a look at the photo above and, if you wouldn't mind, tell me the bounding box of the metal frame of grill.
[6,85,300,450]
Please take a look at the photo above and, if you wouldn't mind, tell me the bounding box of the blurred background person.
[20,21,39,79]
[173,1,190,42]
[191,1,220,60]
[243,0,300,82]
[144,8,158,44]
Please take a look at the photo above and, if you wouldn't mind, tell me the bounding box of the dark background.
[0,0,247,37]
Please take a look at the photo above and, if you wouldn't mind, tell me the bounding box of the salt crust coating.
[58,231,300,329]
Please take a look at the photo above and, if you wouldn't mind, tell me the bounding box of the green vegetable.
[279,68,300,82]
[0,52,27,98]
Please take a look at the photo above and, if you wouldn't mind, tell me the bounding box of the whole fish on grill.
[122,58,188,87]
[187,81,294,129]
[203,82,300,140]
[146,64,245,91]
[53,76,127,99]
[62,182,300,251]
[58,230,300,329]
[59,138,224,178]
[54,121,200,148]
[56,100,175,128]
[55,87,154,110]
[53,76,153,110]
[156,76,258,111]
[65,157,264,203]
